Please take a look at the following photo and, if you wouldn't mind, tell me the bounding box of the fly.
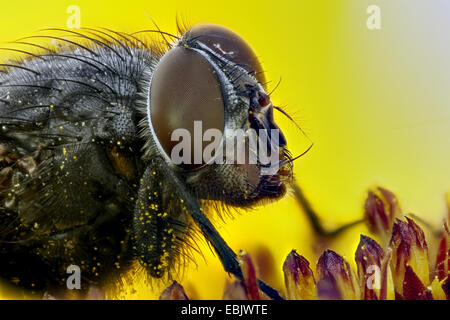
[0,22,360,299]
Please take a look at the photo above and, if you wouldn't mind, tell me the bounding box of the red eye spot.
[185,24,266,86]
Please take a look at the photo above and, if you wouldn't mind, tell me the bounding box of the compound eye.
[150,46,225,169]
[186,24,266,85]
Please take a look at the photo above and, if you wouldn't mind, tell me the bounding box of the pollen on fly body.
[0,21,310,299]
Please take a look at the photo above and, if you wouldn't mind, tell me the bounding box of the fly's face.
[148,24,293,207]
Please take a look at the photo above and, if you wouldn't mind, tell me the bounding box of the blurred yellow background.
[0,0,449,299]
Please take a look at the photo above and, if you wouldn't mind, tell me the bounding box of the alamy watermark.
[367,5,381,30]
[67,5,81,29]
[365,264,381,290]
[66,264,81,289]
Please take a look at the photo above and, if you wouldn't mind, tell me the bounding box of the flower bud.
[355,235,394,299]
[316,250,360,300]
[389,218,430,297]
[365,187,401,238]
[159,281,189,300]
[435,222,449,281]
[223,280,248,300]
[238,250,261,300]
[283,250,316,300]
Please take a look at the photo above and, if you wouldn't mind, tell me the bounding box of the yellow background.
[0,0,449,299]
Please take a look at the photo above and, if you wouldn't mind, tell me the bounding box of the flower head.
[158,188,450,301]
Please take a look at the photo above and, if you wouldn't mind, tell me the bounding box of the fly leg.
[160,162,283,300]
[291,180,364,237]
[189,208,283,300]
